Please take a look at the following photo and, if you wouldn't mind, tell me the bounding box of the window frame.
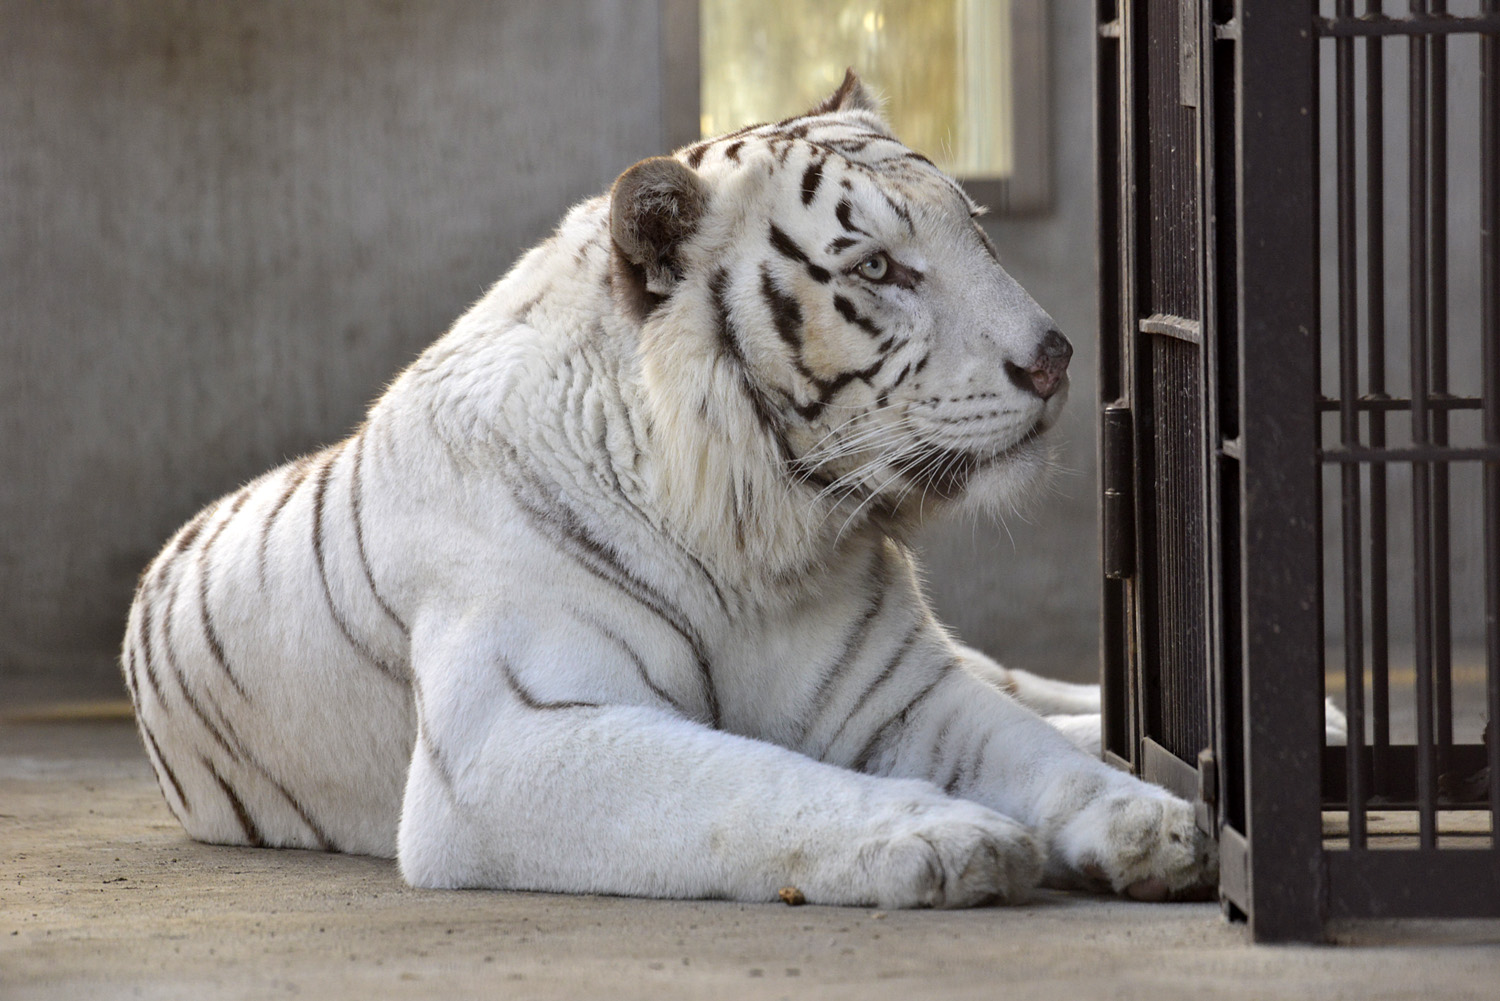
[660,0,1051,215]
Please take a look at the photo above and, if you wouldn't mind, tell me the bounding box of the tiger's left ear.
[610,157,709,315]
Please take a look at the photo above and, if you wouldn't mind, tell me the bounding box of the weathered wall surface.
[1,1,667,689]
[2,2,1104,693]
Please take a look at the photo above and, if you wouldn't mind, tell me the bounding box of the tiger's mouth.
[895,420,1048,500]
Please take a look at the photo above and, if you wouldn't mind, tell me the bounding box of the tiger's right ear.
[609,157,709,315]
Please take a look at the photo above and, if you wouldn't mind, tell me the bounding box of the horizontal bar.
[1323,743,1492,807]
[1320,445,1500,463]
[1138,312,1202,343]
[1141,737,1200,803]
[1317,393,1483,413]
[1326,851,1500,919]
[1316,13,1500,37]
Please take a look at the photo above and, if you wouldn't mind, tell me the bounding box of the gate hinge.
[1101,405,1136,580]
[1196,748,1218,836]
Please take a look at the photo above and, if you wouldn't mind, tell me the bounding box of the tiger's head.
[609,71,1069,572]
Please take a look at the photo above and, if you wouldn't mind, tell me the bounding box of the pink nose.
[1007,329,1073,400]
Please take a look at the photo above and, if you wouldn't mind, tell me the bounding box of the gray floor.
[4,709,1500,1000]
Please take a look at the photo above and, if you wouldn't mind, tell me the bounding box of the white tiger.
[122,73,1215,907]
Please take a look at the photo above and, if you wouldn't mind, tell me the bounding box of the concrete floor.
[4,709,1500,1001]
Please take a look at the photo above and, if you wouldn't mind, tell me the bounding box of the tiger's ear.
[609,157,709,304]
[808,68,883,118]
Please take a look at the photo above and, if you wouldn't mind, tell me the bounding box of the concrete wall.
[1,1,1104,695]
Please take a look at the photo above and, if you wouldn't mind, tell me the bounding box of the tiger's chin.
[882,427,1054,528]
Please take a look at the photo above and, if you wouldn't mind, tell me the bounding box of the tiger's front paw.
[858,798,1045,909]
[1053,791,1217,901]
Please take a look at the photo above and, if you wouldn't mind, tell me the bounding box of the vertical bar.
[1364,0,1392,796]
[1408,0,1437,850]
[1482,0,1500,840]
[1334,0,1366,850]
[1238,0,1324,941]
[1428,0,1454,776]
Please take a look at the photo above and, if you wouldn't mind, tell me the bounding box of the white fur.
[122,83,1218,906]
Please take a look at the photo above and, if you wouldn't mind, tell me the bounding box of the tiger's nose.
[1005,329,1073,400]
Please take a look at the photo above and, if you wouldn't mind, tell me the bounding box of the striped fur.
[123,74,1215,906]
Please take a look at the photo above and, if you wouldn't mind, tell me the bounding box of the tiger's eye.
[858,254,889,281]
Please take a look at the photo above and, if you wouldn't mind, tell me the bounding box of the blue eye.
[857,253,890,281]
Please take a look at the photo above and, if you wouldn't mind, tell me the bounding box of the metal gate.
[1098,0,1500,940]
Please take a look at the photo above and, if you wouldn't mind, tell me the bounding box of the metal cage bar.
[1235,0,1324,941]
[1334,0,1368,850]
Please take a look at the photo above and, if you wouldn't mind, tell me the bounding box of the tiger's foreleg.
[394,622,1044,908]
[855,657,1216,900]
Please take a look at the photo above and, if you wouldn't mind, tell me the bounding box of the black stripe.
[724,140,744,162]
[160,578,240,763]
[172,504,216,556]
[953,730,995,797]
[575,609,688,715]
[800,159,825,205]
[850,660,956,774]
[685,142,710,168]
[797,547,889,739]
[197,491,252,700]
[587,393,730,616]
[709,269,794,462]
[134,604,168,711]
[759,266,803,349]
[311,446,404,684]
[832,295,883,337]
[768,225,831,283]
[819,619,923,759]
[881,191,915,235]
[928,706,968,794]
[139,718,190,814]
[258,456,314,590]
[350,430,410,638]
[835,199,869,236]
[410,681,456,798]
[121,643,141,706]
[205,757,264,847]
[157,571,332,850]
[500,455,722,728]
[826,236,858,255]
[500,657,598,711]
